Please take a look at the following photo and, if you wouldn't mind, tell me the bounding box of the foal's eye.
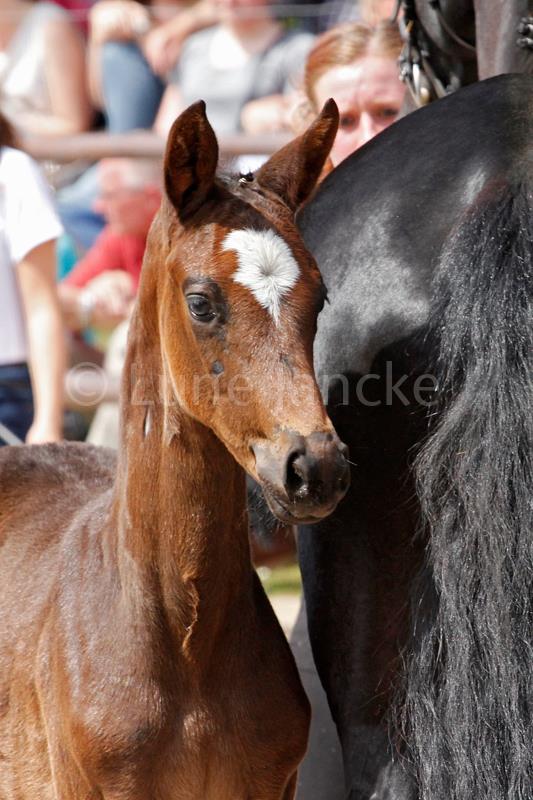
[187,294,215,322]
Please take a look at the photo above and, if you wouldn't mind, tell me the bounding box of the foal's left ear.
[164,100,218,218]
[255,99,339,212]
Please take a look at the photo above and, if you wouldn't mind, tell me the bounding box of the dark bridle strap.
[398,0,472,107]
[428,0,476,54]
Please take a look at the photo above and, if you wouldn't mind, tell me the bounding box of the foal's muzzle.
[252,431,350,525]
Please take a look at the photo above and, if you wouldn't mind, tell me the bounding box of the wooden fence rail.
[24,130,291,163]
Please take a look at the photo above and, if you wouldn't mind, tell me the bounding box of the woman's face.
[314,56,405,166]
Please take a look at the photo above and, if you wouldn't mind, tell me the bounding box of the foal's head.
[146,100,349,524]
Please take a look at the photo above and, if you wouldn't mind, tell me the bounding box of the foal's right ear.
[164,100,218,218]
[255,99,339,212]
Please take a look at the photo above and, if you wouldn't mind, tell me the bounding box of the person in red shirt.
[59,157,161,331]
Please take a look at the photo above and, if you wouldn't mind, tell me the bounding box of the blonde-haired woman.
[299,21,405,167]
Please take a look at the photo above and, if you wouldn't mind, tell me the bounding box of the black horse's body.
[296,75,533,800]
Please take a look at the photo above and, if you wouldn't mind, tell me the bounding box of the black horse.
[287,74,532,800]
[398,0,533,106]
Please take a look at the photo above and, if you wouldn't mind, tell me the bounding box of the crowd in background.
[0,0,406,445]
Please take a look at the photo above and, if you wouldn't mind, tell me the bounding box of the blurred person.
[58,157,161,449]
[0,0,92,136]
[292,0,398,34]
[298,20,404,167]
[0,112,66,444]
[155,0,314,138]
[359,0,397,25]
[69,0,311,245]
[88,0,216,131]
[134,0,218,79]
[50,0,94,33]
[58,0,214,251]
[58,157,162,331]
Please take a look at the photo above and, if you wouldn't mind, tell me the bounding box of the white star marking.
[222,228,300,324]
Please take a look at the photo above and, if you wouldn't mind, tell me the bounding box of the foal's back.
[0,442,115,628]
[0,443,115,795]
[0,442,115,546]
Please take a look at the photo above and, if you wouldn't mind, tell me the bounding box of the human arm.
[240,94,294,134]
[17,241,66,444]
[17,17,92,136]
[154,84,184,137]
[241,33,314,135]
[87,0,152,108]
[89,0,151,45]
[59,230,135,330]
[59,271,134,332]
[141,0,217,76]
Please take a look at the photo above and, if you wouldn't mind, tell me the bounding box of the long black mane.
[403,183,533,799]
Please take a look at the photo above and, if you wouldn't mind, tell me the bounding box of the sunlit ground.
[260,562,302,637]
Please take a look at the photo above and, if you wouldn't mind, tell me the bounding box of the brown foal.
[0,101,349,800]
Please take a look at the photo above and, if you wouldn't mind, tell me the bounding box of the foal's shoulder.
[0,441,116,496]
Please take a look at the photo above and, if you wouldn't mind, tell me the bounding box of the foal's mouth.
[252,430,350,525]
[262,485,342,526]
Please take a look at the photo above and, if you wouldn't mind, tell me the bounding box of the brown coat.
[0,100,347,800]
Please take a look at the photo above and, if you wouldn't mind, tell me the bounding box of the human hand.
[25,421,62,445]
[87,269,134,302]
[240,95,292,135]
[79,272,135,329]
[89,0,150,45]
[141,21,185,76]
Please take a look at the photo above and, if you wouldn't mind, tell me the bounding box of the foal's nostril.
[285,451,309,499]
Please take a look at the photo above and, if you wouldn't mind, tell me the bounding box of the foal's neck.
[111,307,253,659]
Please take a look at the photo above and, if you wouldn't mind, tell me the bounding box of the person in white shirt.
[0,112,65,444]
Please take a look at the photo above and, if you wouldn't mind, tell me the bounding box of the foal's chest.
[152,703,295,800]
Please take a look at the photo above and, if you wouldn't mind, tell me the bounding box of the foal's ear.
[164,100,218,218]
[255,99,339,212]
